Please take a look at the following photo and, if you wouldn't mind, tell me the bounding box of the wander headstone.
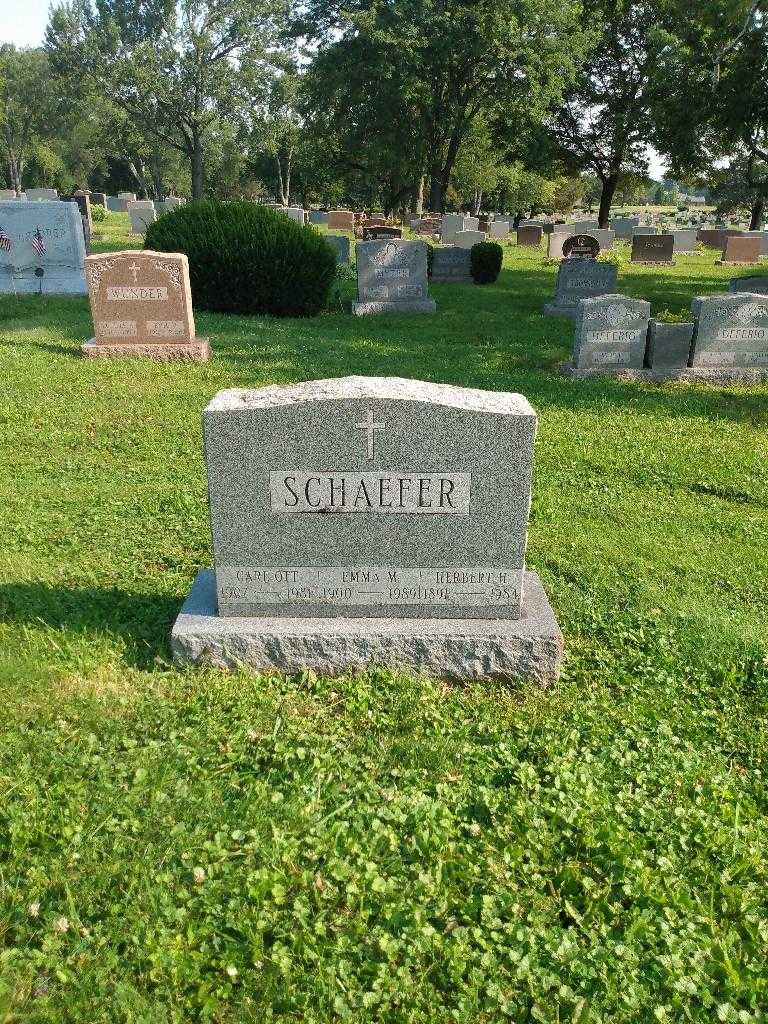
[689,292,768,369]
[517,225,543,247]
[171,375,563,683]
[719,236,761,265]
[729,275,768,295]
[455,230,486,249]
[128,201,157,234]
[0,199,86,294]
[646,320,694,370]
[430,245,472,283]
[353,239,435,315]
[567,294,651,372]
[325,234,350,264]
[631,234,674,264]
[25,188,58,201]
[328,210,355,232]
[81,250,209,361]
[544,258,617,317]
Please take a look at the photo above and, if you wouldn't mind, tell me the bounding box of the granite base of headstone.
[171,376,563,684]
[352,239,436,315]
[81,250,209,361]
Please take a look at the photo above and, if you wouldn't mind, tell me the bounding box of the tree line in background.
[0,0,767,227]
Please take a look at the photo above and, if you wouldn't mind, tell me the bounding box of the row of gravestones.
[562,290,768,380]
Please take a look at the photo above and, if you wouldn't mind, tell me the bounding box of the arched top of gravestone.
[562,234,600,259]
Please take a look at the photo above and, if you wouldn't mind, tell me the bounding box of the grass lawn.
[1,214,767,1023]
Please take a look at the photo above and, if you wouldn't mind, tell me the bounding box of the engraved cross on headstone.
[129,261,140,283]
[355,408,385,460]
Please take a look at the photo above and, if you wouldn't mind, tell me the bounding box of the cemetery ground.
[1,217,767,1023]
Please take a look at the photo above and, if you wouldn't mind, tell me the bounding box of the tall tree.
[298,0,589,213]
[46,0,284,198]
[0,46,57,193]
[549,0,662,227]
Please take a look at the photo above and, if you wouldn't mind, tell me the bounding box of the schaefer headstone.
[543,258,617,317]
[689,293,768,373]
[352,239,436,315]
[562,294,650,375]
[171,375,563,684]
[0,199,86,294]
[81,250,209,361]
[431,245,472,283]
[631,234,674,264]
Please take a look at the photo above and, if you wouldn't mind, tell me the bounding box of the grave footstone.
[631,234,675,264]
[543,258,617,317]
[0,199,86,294]
[81,249,209,361]
[171,375,563,684]
[328,210,355,232]
[517,225,543,247]
[352,239,436,315]
[719,236,761,265]
[564,294,651,373]
[325,235,350,263]
[430,245,472,283]
[689,292,768,370]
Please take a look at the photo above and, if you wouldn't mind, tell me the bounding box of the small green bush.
[144,200,337,317]
[425,243,434,277]
[656,308,692,324]
[91,204,106,223]
[470,241,503,284]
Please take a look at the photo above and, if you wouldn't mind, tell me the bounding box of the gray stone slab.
[631,234,674,264]
[354,239,434,314]
[455,230,486,248]
[690,292,768,369]
[171,569,563,685]
[646,320,694,369]
[430,245,472,283]
[309,211,329,226]
[543,258,617,316]
[0,199,86,294]
[729,275,768,295]
[571,294,650,370]
[203,376,536,620]
[325,234,350,264]
[667,229,698,254]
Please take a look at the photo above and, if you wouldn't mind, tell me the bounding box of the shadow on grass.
[0,582,178,670]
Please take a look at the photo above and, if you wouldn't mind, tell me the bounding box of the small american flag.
[0,227,10,252]
[31,226,46,259]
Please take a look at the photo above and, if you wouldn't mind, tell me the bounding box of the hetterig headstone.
[0,199,86,294]
[567,294,650,372]
[690,293,768,369]
[352,239,436,315]
[171,376,563,683]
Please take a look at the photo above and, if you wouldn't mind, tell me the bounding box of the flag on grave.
[31,226,46,259]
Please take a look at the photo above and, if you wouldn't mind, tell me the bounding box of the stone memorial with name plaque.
[171,375,563,683]
[352,239,436,315]
[562,294,650,375]
[689,293,768,373]
[631,234,675,264]
[430,245,472,283]
[719,236,762,265]
[0,199,86,294]
[543,258,617,317]
[81,249,209,361]
[328,210,355,232]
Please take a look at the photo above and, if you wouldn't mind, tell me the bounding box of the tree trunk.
[750,194,765,230]
[190,134,204,200]
[8,153,23,194]
[428,174,443,213]
[598,173,619,227]
[411,175,424,215]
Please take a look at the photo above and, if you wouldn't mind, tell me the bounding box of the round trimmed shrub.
[143,200,337,317]
[470,241,503,284]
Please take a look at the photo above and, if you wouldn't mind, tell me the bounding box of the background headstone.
[544,258,617,316]
[517,225,543,247]
[570,294,651,370]
[720,236,761,265]
[25,188,58,201]
[328,210,355,232]
[667,229,698,253]
[309,210,329,226]
[0,199,86,294]
[431,245,472,283]
[729,275,768,295]
[325,234,350,263]
[353,239,436,315]
[631,234,675,264]
[632,226,657,236]
[455,230,486,249]
[562,234,600,259]
[488,220,510,239]
[127,200,157,234]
